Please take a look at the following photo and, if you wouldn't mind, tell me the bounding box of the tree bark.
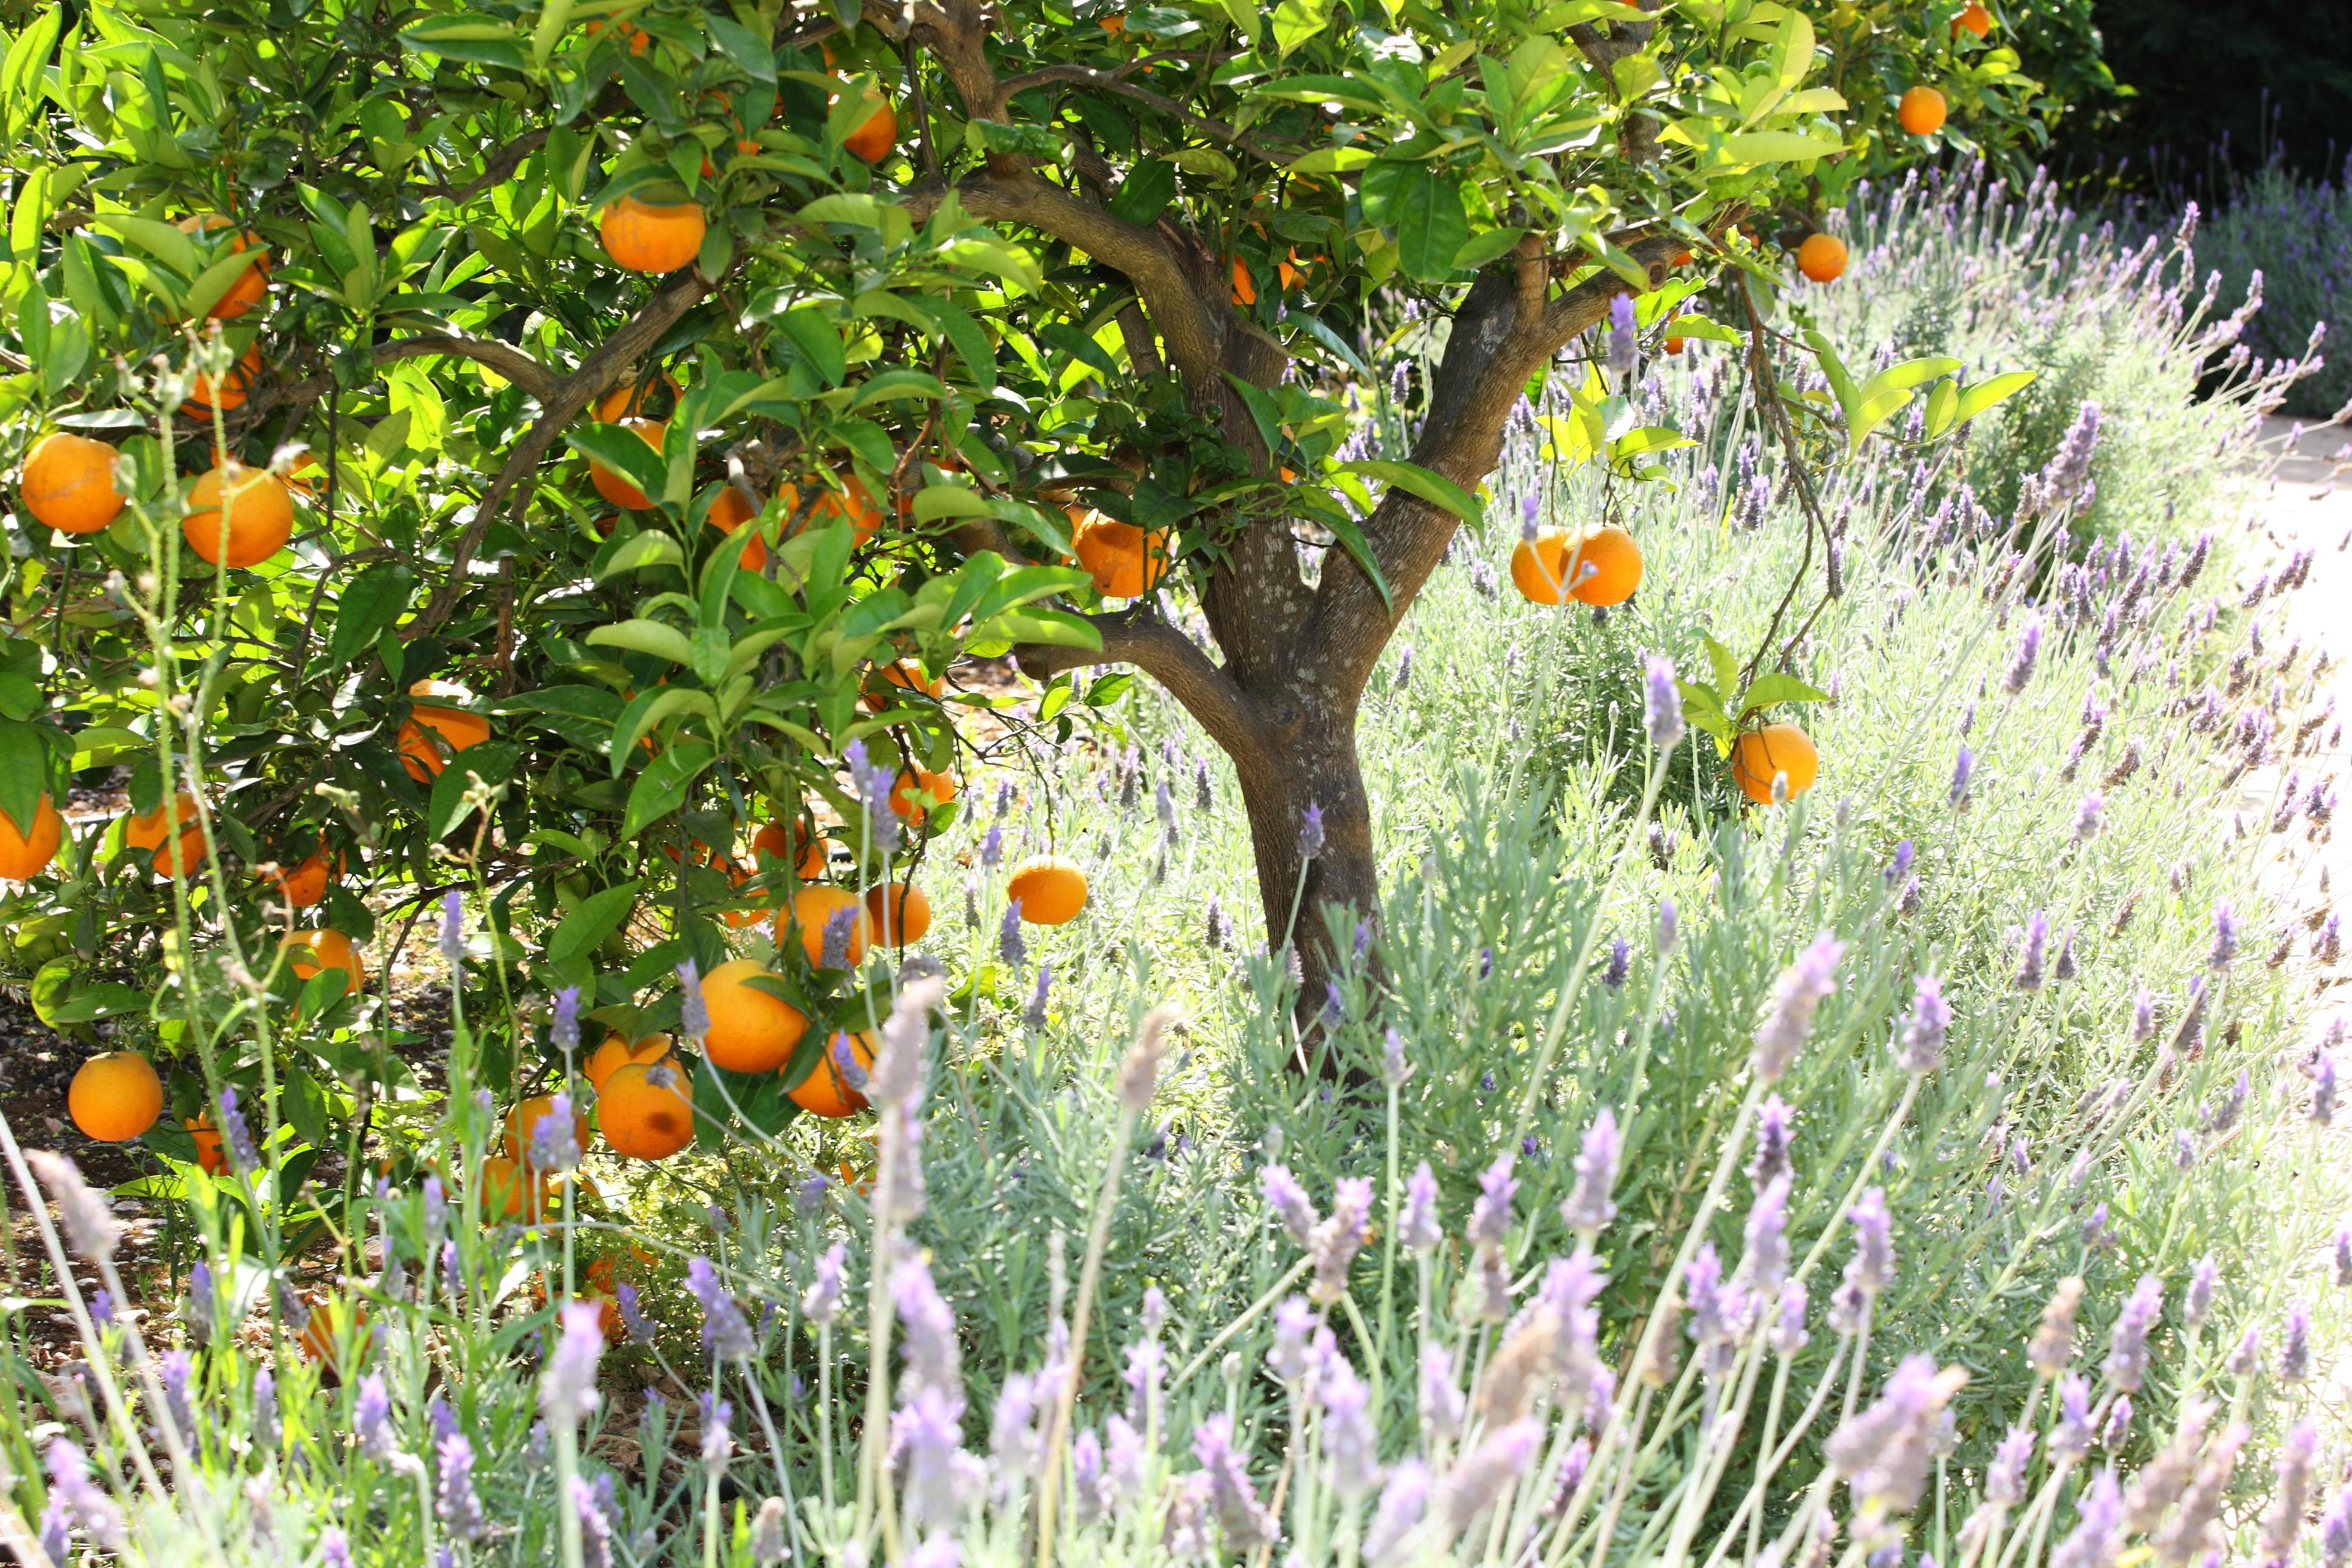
[1229,698,1375,1014]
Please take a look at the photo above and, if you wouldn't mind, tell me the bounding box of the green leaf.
[1713,131,1843,166]
[1676,681,1733,745]
[1107,158,1177,226]
[322,562,415,675]
[912,485,993,523]
[1921,378,1962,440]
[1737,672,1834,716]
[622,742,714,840]
[776,307,846,387]
[182,247,266,322]
[705,13,776,81]
[586,618,696,666]
[595,530,686,579]
[546,881,641,967]
[0,719,47,841]
[94,214,201,279]
[1663,313,1746,345]
[1846,358,1961,453]
[1610,425,1698,459]
[42,982,152,1025]
[1338,460,1481,532]
[1270,0,1331,57]
[428,742,520,837]
[1452,227,1527,272]
[1952,370,2036,426]
[1318,508,1392,610]
[564,423,667,508]
[1703,633,1740,701]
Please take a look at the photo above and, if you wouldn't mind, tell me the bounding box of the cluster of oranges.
[1509,522,1644,609]
[17,432,295,572]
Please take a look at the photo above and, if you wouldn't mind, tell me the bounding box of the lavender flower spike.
[2004,616,2043,695]
[676,958,711,1040]
[1644,655,1685,751]
[2103,1274,2161,1393]
[2015,911,2049,992]
[1561,1108,1621,1232]
[2208,900,2238,969]
[1753,934,1847,1083]
[1897,975,1950,1073]
[1297,801,1326,858]
[1400,1161,1442,1253]
[439,889,466,964]
[540,1299,605,1426]
[1949,746,1976,811]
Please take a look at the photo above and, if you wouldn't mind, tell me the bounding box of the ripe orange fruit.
[1100,13,1125,33]
[861,658,942,712]
[503,1094,592,1165]
[1230,258,1256,305]
[184,1114,228,1174]
[699,958,811,1072]
[783,885,871,970]
[586,16,652,53]
[865,882,931,946]
[178,215,270,320]
[1074,513,1171,598]
[753,816,828,880]
[586,1033,675,1092]
[593,371,681,423]
[21,433,126,534]
[788,1030,876,1118]
[67,1053,163,1142]
[267,848,338,907]
[399,678,491,781]
[0,794,65,880]
[1732,723,1822,804]
[184,461,293,569]
[125,792,207,878]
[599,195,707,274]
[1795,233,1848,284]
[599,1062,696,1158]
[480,1155,554,1221]
[589,418,666,510]
[786,469,884,546]
[708,483,768,570]
[1007,855,1088,924]
[1953,1,1993,33]
[1664,333,1688,354]
[840,91,897,162]
[1511,524,1642,606]
[296,1295,371,1373]
[183,344,263,415]
[889,766,956,825]
[286,927,365,997]
[1898,85,1947,136]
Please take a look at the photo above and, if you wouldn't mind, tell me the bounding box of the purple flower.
[2004,616,2043,695]
[1824,1354,1966,1527]
[980,822,1003,870]
[1191,1414,1276,1546]
[1947,747,1977,813]
[218,1087,260,1172]
[802,1242,847,1327]
[686,1256,756,1362]
[2050,1468,2123,1568]
[572,1474,613,1568]
[2074,792,2104,841]
[1751,1094,1794,1186]
[46,1440,125,1550]
[1400,1160,1442,1253]
[699,1391,733,1479]
[1298,801,1325,858]
[1897,975,1950,1073]
[1562,1108,1621,1232]
[1644,655,1685,750]
[1987,1424,2036,1506]
[2103,1274,2161,1393]
[2260,1419,2318,1563]
[2015,912,2049,991]
[439,890,466,964]
[540,1299,605,1426]
[1746,1175,1791,1292]
[252,1368,280,1455]
[677,958,711,1040]
[552,985,581,1057]
[1753,934,1846,1082]
[159,1347,194,1440]
[2184,1256,2219,1328]
[892,1256,962,1398]
[1261,1164,1319,1247]
[998,900,1025,970]
[1308,1178,1375,1304]
[1469,1154,1517,1247]
[437,1431,485,1541]
[1844,1187,1895,1296]
[615,1282,654,1345]
[529,1092,581,1174]
[1439,1420,1540,1537]
[1886,839,1915,883]
[2208,900,2238,968]
[1365,1459,1431,1564]
[1381,1027,1411,1087]
[819,906,858,969]
[2280,1301,2313,1382]
[1655,898,1678,954]
[1319,1356,1382,1500]
[1607,293,1638,375]
[1602,937,1630,988]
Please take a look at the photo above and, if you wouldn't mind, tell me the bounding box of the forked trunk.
[1230,696,1377,1029]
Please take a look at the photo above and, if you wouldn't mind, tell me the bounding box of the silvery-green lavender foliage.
[2197,158,2352,421]
[3,173,2347,1568]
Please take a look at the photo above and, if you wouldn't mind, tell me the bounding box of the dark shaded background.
[2053,0,2352,189]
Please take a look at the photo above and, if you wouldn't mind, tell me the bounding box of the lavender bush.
[2197,158,2352,420]
[3,174,2347,1568]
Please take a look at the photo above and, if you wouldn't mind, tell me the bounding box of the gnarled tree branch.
[1014,613,1265,765]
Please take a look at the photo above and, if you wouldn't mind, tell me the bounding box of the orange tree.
[0,0,2058,1178]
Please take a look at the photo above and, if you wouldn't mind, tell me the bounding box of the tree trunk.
[1229,695,1376,1017]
